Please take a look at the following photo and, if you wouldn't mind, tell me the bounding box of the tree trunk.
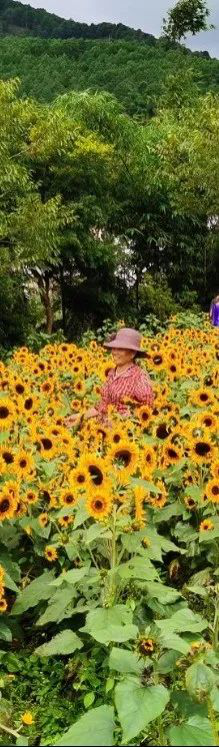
[44,273,53,335]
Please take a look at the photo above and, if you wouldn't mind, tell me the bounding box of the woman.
[65,327,154,427]
[210,296,219,327]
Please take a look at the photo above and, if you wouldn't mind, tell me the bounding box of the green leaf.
[145,582,182,604]
[169,716,214,746]
[159,633,190,655]
[118,557,158,582]
[12,571,55,615]
[186,585,207,598]
[74,502,89,529]
[85,524,111,544]
[37,585,76,626]
[106,678,115,694]
[80,606,138,645]
[0,431,10,444]
[210,687,219,712]
[35,630,83,656]
[157,650,180,674]
[186,663,215,700]
[51,566,89,587]
[16,738,29,746]
[153,501,184,522]
[131,478,159,494]
[156,608,207,635]
[84,692,95,709]
[109,647,144,675]
[54,705,114,746]
[0,621,12,642]
[115,678,169,743]
[3,570,18,593]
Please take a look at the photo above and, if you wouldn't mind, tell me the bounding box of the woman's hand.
[64,414,81,428]
[64,407,98,429]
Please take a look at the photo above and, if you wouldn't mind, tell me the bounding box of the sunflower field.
[0,317,219,746]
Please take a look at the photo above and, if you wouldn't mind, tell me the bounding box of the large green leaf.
[51,566,89,588]
[85,524,111,544]
[54,705,114,746]
[0,620,12,642]
[185,663,215,700]
[118,557,158,582]
[35,630,83,657]
[156,608,207,635]
[109,647,144,675]
[159,633,190,655]
[4,570,19,593]
[11,571,55,615]
[146,582,182,604]
[80,606,138,645]
[37,585,76,626]
[169,716,214,746]
[115,677,169,743]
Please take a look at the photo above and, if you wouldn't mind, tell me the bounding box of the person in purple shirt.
[210,296,219,327]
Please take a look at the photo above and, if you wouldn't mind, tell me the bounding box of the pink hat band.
[104,328,146,356]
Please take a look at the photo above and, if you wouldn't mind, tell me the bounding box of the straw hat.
[104,328,146,357]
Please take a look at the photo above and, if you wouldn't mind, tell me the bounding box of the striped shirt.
[97,364,154,417]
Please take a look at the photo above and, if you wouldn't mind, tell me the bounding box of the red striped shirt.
[97,364,154,417]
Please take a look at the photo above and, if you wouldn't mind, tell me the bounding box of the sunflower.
[0,598,7,613]
[0,490,17,521]
[82,455,108,487]
[108,440,139,478]
[24,490,39,505]
[14,450,35,477]
[198,412,218,433]
[184,496,196,510]
[163,441,183,467]
[71,465,89,490]
[0,446,15,468]
[0,397,15,430]
[205,479,219,504]
[86,493,112,521]
[190,436,214,464]
[36,434,56,460]
[150,481,167,509]
[74,380,86,397]
[199,519,214,532]
[140,445,157,477]
[58,515,74,528]
[212,462,219,480]
[153,421,170,441]
[39,512,49,528]
[60,488,78,508]
[191,388,213,408]
[137,637,155,656]
[44,546,58,562]
[0,565,4,584]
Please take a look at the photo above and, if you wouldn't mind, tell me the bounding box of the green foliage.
[54,705,115,746]
[163,0,213,43]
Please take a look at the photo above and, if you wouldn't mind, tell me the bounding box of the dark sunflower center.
[212,486,219,496]
[200,394,208,402]
[93,499,104,511]
[142,412,149,421]
[195,442,211,456]
[204,418,212,427]
[3,451,14,464]
[0,498,10,512]
[41,438,53,450]
[113,434,121,443]
[115,450,131,467]
[20,459,27,468]
[77,474,85,484]
[156,424,169,440]
[0,407,9,419]
[167,448,178,459]
[16,384,25,394]
[65,494,74,504]
[89,466,104,485]
[25,398,33,411]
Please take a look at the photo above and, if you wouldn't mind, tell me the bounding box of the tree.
[162,0,214,42]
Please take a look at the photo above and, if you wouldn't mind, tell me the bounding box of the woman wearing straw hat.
[65,328,154,428]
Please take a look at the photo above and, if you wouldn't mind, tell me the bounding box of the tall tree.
[162,0,213,42]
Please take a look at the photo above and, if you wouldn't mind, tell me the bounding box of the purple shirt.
[210,302,219,326]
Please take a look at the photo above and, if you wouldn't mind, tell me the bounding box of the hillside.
[0,0,157,43]
[0,34,219,115]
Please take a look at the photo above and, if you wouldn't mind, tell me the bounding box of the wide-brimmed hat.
[104,328,146,357]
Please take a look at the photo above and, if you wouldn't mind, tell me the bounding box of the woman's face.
[111,348,135,366]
